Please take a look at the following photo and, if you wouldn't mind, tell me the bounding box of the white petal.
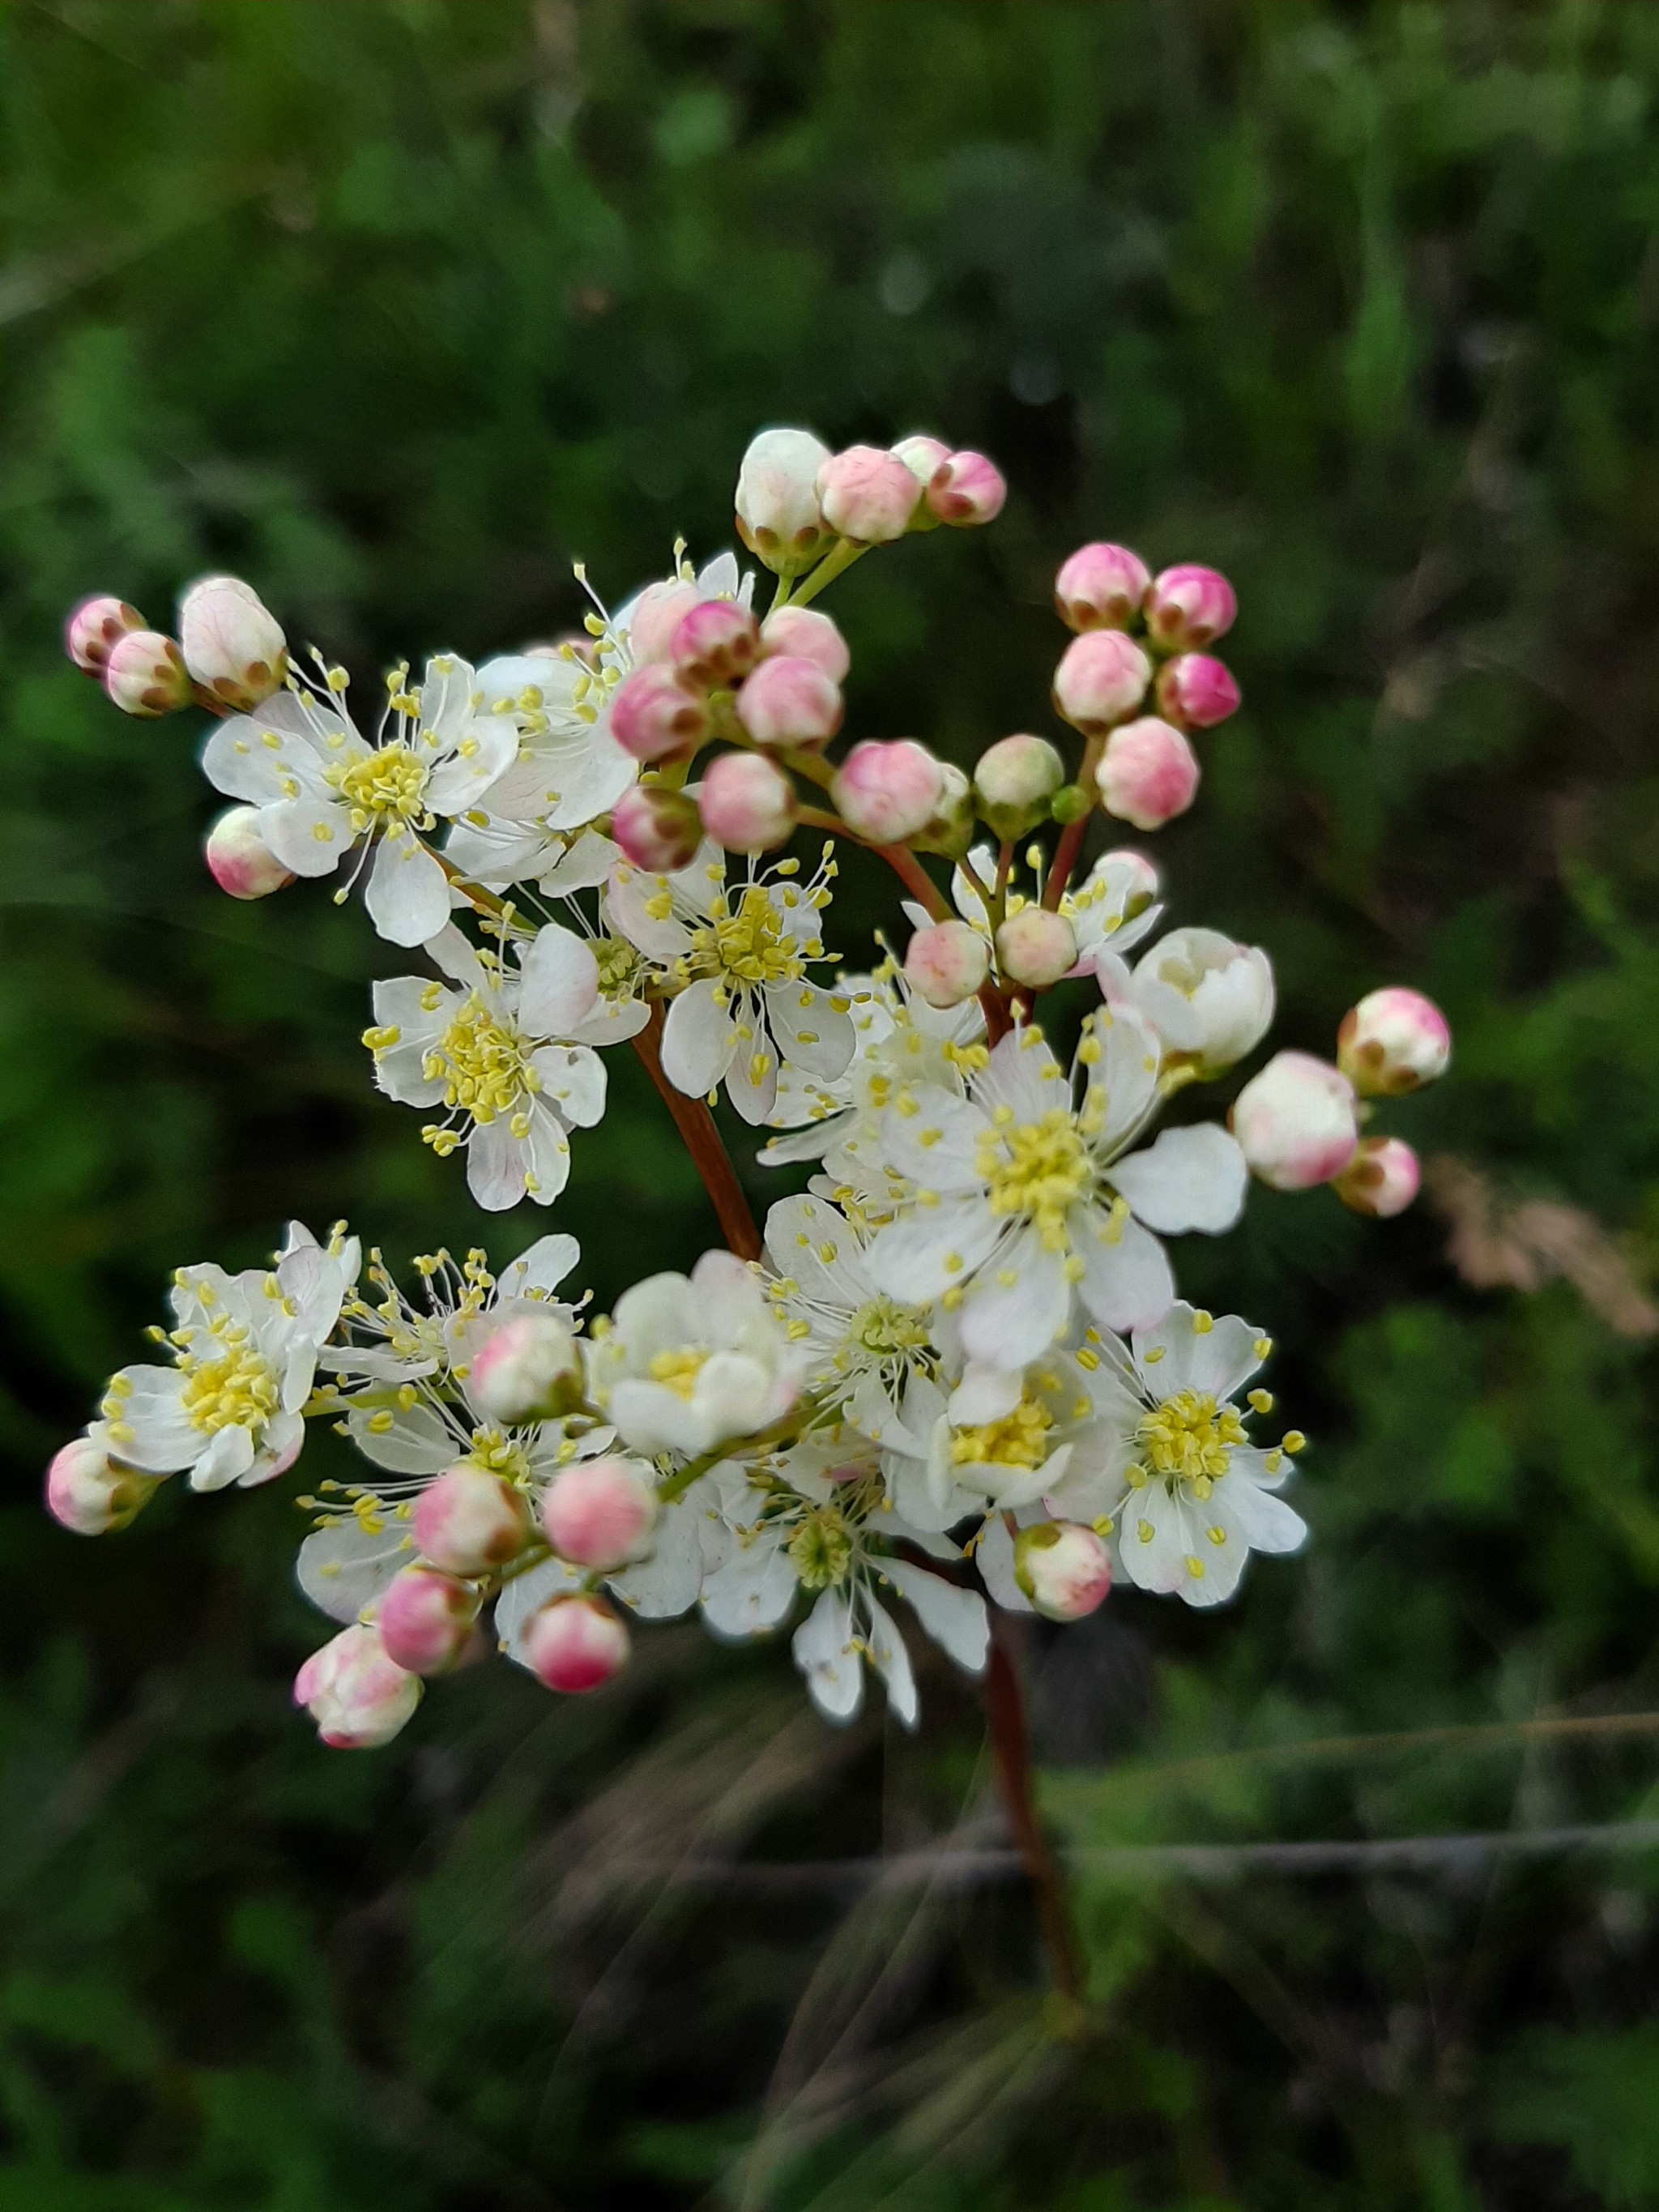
[365,834,451,947]
[764,983,856,1083]
[518,925,600,1038]
[529,1044,606,1129]
[296,1518,416,1624]
[262,794,351,878]
[1132,1304,1265,1401]
[539,831,622,895]
[723,1021,781,1125]
[864,1595,919,1729]
[974,1514,1034,1614]
[947,1364,1025,1426]
[958,1232,1073,1367]
[608,1486,709,1619]
[866,1198,1002,1306]
[496,1554,586,1661]
[605,864,695,961]
[1081,998,1162,1155]
[1074,1211,1175,1334]
[661,979,738,1097]
[520,1101,574,1204]
[700,1534,800,1638]
[1111,1124,1247,1236]
[188,1422,255,1492]
[348,1400,458,1475]
[466,1118,529,1211]
[881,1558,989,1674]
[791,1587,864,1723]
[497,1233,582,1300]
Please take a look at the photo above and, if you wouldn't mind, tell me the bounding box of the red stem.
[986,1622,1085,2005]
[1042,732,1107,912]
[631,1004,762,1262]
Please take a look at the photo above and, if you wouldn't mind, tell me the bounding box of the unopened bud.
[294,1623,422,1749]
[891,433,952,485]
[522,1594,631,1693]
[816,445,923,544]
[973,732,1065,839]
[912,760,975,859]
[905,919,991,1009]
[996,907,1077,989]
[735,654,843,748]
[1053,542,1150,634]
[1051,628,1152,733]
[412,1467,531,1577]
[1145,563,1237,652]
[830,739,945,843]
[467,1309,582,1424]
[627,579,705,664]
[1230,1051,1359,1192]
[377,1565,480,1676]
[1049,784,1091,825]
[103,630,190,717]
[1156,651,1240,729]
[178,574,288,710]
[1014,1521,1111,1621]
[926,449,1006,527]
[699,751,797,852]
[66,595,145,675]
[1337,987,1451,1096]
[608,665,710,762]
[541,1455,659,1571]
[610,783,702,871]
[735,427,834,573]
[758,604,850,681]
[45,1435,156,1536]
[1096,717,1199,831]
[1333,1135,1421,1219]
[669,599,761,690]
[205,805,295,900]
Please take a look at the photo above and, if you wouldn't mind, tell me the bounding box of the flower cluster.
[51,424,1450,1745]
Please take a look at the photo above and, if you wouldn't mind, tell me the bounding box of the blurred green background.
[5,1,1659,2204]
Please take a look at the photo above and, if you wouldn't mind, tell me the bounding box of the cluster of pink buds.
[734,427,1006,569]
[66,576,288,722]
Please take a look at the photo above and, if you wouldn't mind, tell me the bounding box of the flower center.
[331,741,433,833]
[693,886,801,989]
[787,1505,854,1589]
[424,995,537,1124]
[595,935,643,1000]
[464,1426,531,1481]
[976,1108,1092,1250]
[1137,1390,1244,1490]
[951,1394,1054,1471]
[646,1347,707,1398]
[180,1337,279,1436]
[850,1296,931,1356]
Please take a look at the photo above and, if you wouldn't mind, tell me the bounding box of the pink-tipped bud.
[669,599,761,690]
[103,630,190,717]
[178,574,288,710]
[698,751,797,853]
[1333,1135,1421,1219]
[1337,987,1452,1097]
[758,604,850,681]
[972,732,1065,839]
[1095,717,1199,831]
[735,655,843,748]
[627,579,705,664]
[891,433,952,485]
[1230,1051,1359,1192]
[927,449,1007,527]
[1014,1521,1111,1621]
[204,804,295,900]
[905,919,991,1010]
[66,595,146,675]
[1156,652,1240,730]
[541,1455,659,1571]
[412,1467,531,1577]
[735,427,834,573]
[467,1310,582,1424]
[1051,628,1152,734]
[610,783,703,871]
[815,445,923,544]
[522,1594,631,1693]
[1053,543,1150,634]
[996,907,1078,989]
[1145,563,1237,652]
[830,739,945,843]
[608,665,710,762]
[295,1623,422,1749]
[45,1435,156,1536]
[377,1565,480,1676]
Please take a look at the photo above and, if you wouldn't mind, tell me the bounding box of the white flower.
[865,1013,1247,1367]
[202,655,517,946]
[931,843,1163,980]
[96,1222,358,1492]
[761,1192,935,1445]
[1120,925,1274,1078]
[606,843,855,1125]
[365,920,642,1211]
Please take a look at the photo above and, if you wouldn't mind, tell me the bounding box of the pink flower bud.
[926,449,1007,527]
[540,1455,659,1571]
[412,1467,531,1577]
[735,654,842,749]
[522,1594,631,1693]
[758,604,850,681]
[1333,1135,1421,1219]
[1230,1051,1359,1192]
[377,1565,480,1676]
[1014,1521,1111,1621]
[815,445,923,544]
[996,907,1078,989]
[891,433,952,485]
[698,751,797,852]
[66,595,146,674]
[1156,652,1240,729]
[608,665,710,762]
[627,579,705,664]
[1337,987,1452,1097]
[735,427,834,572]
[830,739,945,843]
[1095,717,1200,831]
[294,1623,423,1749]
[1051,629,1152,733]
[45,1435,156,1536]
[103,630,190,717]
[467,1310,582,1424]
[178,574,288,710]
[905,919,991,1009]
[973,732,1065,839]
[610,783,703,871]
[669,599,761,690]
[204,804,295,900]
[1053,542,1151,634]
[1145,563,1237,652]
